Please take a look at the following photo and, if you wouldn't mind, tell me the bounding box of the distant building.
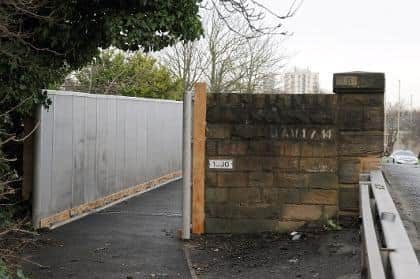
[251,73,283,94]
[262,73,276,93]
[283,68,320,94]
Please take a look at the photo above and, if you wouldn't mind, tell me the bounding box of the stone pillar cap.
[333,72,385,94]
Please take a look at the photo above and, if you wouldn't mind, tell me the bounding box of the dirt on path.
[188,228,361,279]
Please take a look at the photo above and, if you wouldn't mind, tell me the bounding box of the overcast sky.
[265,0,420,108]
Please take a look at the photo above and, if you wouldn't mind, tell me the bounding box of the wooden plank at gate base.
[192,83,206,234]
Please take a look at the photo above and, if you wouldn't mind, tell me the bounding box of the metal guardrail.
[360,170,420,279]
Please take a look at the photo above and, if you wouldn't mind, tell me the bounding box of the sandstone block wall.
[204,91,384,233]
[337,93,384,216]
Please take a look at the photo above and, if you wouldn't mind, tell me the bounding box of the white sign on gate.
[208,159,233,169]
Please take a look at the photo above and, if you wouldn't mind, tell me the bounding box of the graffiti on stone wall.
[270,127,335,141]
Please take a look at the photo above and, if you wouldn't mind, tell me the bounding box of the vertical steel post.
[182,90,192,240]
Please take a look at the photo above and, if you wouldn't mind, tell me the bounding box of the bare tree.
[204,12,248,93]
[159,8,287,94]
[385,102,412,153]
[233,35,286,93]
[0,0,59,60]
[204,0,304,37]
[385,103,399,154]
[159,41,207,92]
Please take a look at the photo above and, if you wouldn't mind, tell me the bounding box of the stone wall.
[204,84,384,233]
[337,93,384,216]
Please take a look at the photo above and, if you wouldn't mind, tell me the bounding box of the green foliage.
[16,269,29,279]
[0,260,28,279]
[75,49,183,100]
[0,260,10,279]
[1,0,202,114]
[324,219,342,231]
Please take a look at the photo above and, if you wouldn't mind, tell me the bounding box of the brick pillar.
[334,72,385,217]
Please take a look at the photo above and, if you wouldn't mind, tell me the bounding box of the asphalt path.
[382,163,420,260]
[22,179,191,279]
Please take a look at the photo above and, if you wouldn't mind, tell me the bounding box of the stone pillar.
[334,72,385,217]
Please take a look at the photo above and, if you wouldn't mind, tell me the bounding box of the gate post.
[192,83,207,234]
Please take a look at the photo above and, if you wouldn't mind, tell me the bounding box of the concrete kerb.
[183,244,199,279]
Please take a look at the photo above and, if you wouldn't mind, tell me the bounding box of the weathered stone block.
[279,188,301,204]
[338,132,383,156]
[205,172,217,186]
[205,218,305,234]
[207,93,217,107]
[363,107,384,131]
[232,125,265,139]
[300,158,337,173]
[305,173,338,189]
[234,204,283,220]
[206,124,231,139]
[254,94,267,109]
[262,188,281,203]
[217,141,247,155]
[206,203,228,218]
[207,202,284,220]
[300,189,338,205]
[309,110,337,125]
[338,107,363,131]
[262,188,301,204]
[249,108,267,123]
[338,158,360,184]
[217,172,248,187]
[236,157,264,171]
[339,184,359,211]
[301,143,336,157]
[274,157,300,172]
[206,188,228,203]
[207,106,245,123]
[360,156,380,172]
[273,141,301,156]
[205,218,231,233]
[205,106,221,123]
[219,93,240,106]
[249,172,273,187]
[206,140,217,155]
[283,204,323,221]
[273,172,305,188]
[338,93,384,106]
[248,140,276,156]
[228,187,261,204]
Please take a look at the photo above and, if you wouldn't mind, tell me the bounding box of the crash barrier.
[33,91,182,228]
[359,170,420,278]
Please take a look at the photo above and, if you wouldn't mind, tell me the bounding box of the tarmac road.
[382,163,420,260]
[22,179,192,279]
